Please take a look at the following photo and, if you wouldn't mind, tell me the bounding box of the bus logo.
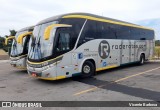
[2,102,11,107]
[98,40,110,59]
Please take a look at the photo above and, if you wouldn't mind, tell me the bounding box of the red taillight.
[31,73,37,77]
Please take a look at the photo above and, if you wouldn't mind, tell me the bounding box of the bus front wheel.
[81,61,95,78]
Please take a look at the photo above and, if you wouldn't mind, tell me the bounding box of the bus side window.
[102,23,116,39]
[117,26,131,40]
[81,20,96,42]
[131,28,139,40]
[77,20,96,47]
[148,30,154,40]
[59,18,85,48]
[56,32,71,52]
[95,21,103,39]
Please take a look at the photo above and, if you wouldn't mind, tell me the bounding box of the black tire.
[81,61,95,78]
[139,54,145,65]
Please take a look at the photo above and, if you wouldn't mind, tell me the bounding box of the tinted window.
[82,20,97,41]
[141,29,154,40]
[139,29,146,40]
[147,30,154,40]
[59,18,85,47]
[56,33,71,52]
[77,20,97,47]
[117,26,131,39]
[102,23,117,39]
[130,28,141,40]
[95,21,103,39]
[76,19,154,46]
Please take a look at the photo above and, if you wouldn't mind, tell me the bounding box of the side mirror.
[5,36,15,45]
[44,24,72,40]
[17,32,33,44]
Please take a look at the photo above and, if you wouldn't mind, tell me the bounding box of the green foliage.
[0,36,7,52]
[0,29,17,54]
[154,46,160,59]
[0,37,4,48]
[9,30,17,36]
[155,40,160,46]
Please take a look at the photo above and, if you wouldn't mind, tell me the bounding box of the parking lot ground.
[0,61,160,110]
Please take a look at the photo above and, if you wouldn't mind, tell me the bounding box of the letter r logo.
[98,40,110,59]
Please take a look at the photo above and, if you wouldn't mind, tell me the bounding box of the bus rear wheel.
[139,54,145,65]
[81,61,95,78]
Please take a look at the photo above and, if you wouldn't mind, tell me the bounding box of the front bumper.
[10,57,27,70]
[27,65,65,80]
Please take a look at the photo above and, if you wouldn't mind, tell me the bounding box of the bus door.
[54,29,72,77]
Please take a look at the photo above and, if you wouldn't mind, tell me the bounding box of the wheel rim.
[141,57,144,64]
[83,65,90,74]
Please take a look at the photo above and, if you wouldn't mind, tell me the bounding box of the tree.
[155,40,160,46]
[2,30,17,53]
[0,36,5,49]
[9,30,17,36]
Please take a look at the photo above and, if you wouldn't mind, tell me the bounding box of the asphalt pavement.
[0,61,160,110]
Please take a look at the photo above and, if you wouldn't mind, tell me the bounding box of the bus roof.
[36,13,153,30]
[18,26,34,32]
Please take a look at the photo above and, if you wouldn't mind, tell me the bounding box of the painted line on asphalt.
[74,66,160,96]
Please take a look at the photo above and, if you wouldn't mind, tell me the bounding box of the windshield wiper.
[36,36,42,59]
[11,40,18,56]
[28,37,36,59]
[30,36,42,60]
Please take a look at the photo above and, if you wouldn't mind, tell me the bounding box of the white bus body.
[10,26,34,70]
[27,13,155,80]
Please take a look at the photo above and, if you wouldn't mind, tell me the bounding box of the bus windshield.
[10,31,27,56]
[28,21,58,60]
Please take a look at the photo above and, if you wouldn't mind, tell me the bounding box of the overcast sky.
[0,0,160,38]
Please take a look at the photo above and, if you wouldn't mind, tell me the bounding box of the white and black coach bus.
[25,13,155,80]
[6,26,34,70]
